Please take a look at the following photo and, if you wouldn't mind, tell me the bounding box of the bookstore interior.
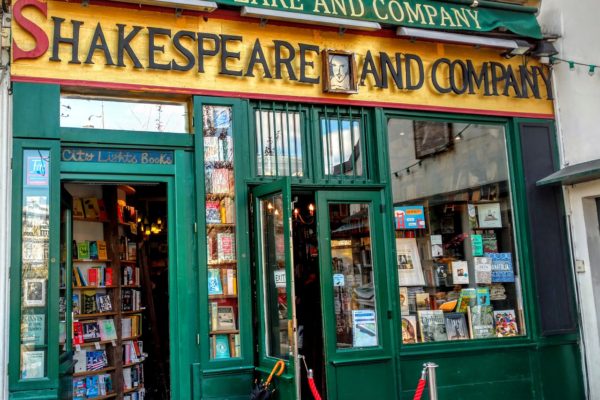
[58,182,170,399]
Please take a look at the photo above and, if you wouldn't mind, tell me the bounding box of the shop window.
[60,95,189,133]
[203,105,241,360]
[321,117,363,178]
[387,119,525,344]
[254,105,303,177]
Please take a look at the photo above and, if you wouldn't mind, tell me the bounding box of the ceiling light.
[241,6,381,32]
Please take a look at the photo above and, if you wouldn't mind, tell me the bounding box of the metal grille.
[255,102,303,177]
[321,106,366,179]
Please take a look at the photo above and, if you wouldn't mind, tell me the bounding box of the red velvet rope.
[413,378,427,400]
[308,377,322,400]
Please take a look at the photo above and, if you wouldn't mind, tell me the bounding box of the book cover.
[82,321,101,342]
[88,268,98,286]
[204,136,220,162]
[206,201,221,224]
[399,287,409,315]
[210,168,231,194]
[396,238,425,286]
[474,257,492,284]
[451,261,469,284]
[217,233,236,261]
[470,234,484,256]
[487,252,515,283]
[73,350,87,373]
[214,335,231,359]
[476,287,490,306]
[430,235,443,258]
[77,241,90,260]
[83,197,100,220]
[469,305,495,339]
[97,198,108,221]
[418,310,447,342]
[217,306,236,330]
[494,310,519,337]
[210,302,218,331]
[123,367,133,389]
[122,318,132,338]
[127,243,137,261]
[97,241,108,260]
[96,294,112,312]
[434,263,450,287]
[415,292,431,310]
[105,268,113,286]
[73,268,83,287]
[86,350,108,371]
[85,375,100,397]
[233,334,241,358]
[82,291,97,314]
[21,313,45,345]
[223,197,235,224]
[477,203,502,228]
[73,321,84,344]
[122,289,133,311]
[467,204,478,229]
[226,269,236,295]
[99,319,117,341]
[73,198,85,219]
[401,315,418,344]
[219,136,233,162]
[456,288,477,313]
[444,312,469,340]
[89,241,99,260]
[21,351,45,379]
[208,269,223,295]
[482,232,498,253]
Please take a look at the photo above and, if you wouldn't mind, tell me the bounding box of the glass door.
[316,191,397,400]
[252,178,299,399]
[58,188,74,398]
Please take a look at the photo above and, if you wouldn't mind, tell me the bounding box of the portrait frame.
[23,278,46,307]
[322,49,358,94]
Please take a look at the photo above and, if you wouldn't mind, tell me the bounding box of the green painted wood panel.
[13,83,60,139]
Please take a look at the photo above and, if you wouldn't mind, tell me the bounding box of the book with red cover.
[73,322,84,345]
[105,268,113,286]
[88,268,98,287]
[97,199,108,221]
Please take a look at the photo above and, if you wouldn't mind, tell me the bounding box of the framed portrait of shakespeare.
[322,50,358,94]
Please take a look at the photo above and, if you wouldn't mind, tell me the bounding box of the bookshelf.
[63,185,146,399]
[203,104,241,360]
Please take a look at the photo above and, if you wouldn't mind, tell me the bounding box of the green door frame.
[316,189,397,400]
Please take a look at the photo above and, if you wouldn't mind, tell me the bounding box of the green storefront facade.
[8,1,585,399]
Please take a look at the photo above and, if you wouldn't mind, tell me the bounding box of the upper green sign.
[226,0,542,38]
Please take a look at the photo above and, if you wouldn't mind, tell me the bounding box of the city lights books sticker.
[21,350,45,379]
[394,206,426,230]
[352,309,378,347]
[396,238,425,286]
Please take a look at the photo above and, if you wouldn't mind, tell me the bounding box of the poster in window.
[396,238,425,286]
[352,309,378,347]
[413,121,452,159]
[477,203,502,228]
[23,279,46,307]
[21,350,45,379]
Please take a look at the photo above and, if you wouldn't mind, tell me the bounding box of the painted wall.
[1,9,12,400]
[538,1,600,398]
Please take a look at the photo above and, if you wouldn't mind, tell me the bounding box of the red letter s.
[12,0,49,61]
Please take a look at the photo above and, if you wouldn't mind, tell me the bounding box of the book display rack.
[61,185,146,399]
[203,105,241,360]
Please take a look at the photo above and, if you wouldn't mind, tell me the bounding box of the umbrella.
[250,360,286,400]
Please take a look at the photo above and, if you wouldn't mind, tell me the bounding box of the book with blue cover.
[214,334,231,359]
[208,268,223,295]
[486,252,515,283]
[85,375,99,397]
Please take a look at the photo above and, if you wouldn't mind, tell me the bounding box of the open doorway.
[292,192,326,399]
[63,182,170,399]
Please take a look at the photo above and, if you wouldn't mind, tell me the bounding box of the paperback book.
[474,257,492,284]
[444,312,469,340]
[451,261,469,284]
[469,305,495,339]
[487,252,515,283]
[418,310,447,342]
[401,315,418,344]
[493,309,519,337]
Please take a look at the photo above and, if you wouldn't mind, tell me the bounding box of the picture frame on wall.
[396,238,425,286]
[23,279,46,307]
[322,50,358,94]
[413,121,453,159]
[477,203,502,228]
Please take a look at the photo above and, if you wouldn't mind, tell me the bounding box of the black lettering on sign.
[50,17,83,64]
[360,51,382,88]
[84,23,114,65]
[466,60,490,96]
[172,30,196,72]
[431,58,451,94]
[380,53,403,89]
[148,27,172,70]
[405,54,424,90]
[220,34,243,76]
[299,43,320,84]
[274,40,297,81]
[116,24,143,69]
[245,39,272,78]
[197,33,221,73]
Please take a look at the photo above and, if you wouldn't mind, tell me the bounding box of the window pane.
[255,110,303,177]
[321,118,362,177]
[60,96,189,133]
[20,149,51,379]
[328,203,378,349]
[259,194,289,359]
[388,120,525,344]
[203,105,241,359]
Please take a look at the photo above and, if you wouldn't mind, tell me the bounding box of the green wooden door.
[252,178,299,399]
[316,190,397,400]
[58,188,74,399]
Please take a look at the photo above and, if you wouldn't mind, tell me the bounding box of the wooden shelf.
[122,284,141,288]
[207,223,236,229]
[121,310,144,315]
[73,366,116,377]
[75,312,117,320]
[88,392,117,399]
[74,259,112,263]
[123,359,146,368]
[206,193,234,200]
[120,259,137,264]
[209,294,238,300]
[208,261,238,266]
[210,329,239,335]
[73,285,117,290]
[123,386,144,394]
[122,335,142,341]
[73,339,117,348]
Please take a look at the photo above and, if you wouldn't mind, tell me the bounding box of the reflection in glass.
[321,118,362,177]
[260,194,289,358]
[255,110,303,177]
[329,203,378,348]
[20,149,51,379]
[60,96,189,133]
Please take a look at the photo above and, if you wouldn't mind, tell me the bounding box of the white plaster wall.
[538,0,600,167]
